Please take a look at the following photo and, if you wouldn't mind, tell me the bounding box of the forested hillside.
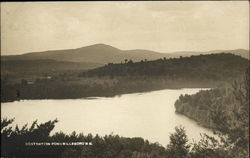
[82,53,248,81]
[175,87,236,129]
[175,68,249,129]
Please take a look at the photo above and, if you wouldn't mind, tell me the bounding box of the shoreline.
[1,86,212,103]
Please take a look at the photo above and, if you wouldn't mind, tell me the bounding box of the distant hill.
[82,53,249,82]
[1,44,166,64]
[2,44,249,64]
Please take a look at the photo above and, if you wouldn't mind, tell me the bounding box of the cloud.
[1,1,249,55]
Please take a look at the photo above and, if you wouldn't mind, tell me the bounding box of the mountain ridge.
[2,44,249,64]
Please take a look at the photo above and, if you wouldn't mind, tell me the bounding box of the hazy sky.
[1,1,249,55]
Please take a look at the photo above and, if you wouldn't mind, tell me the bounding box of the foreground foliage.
[2,118,248,158]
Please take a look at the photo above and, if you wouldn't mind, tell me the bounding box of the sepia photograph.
[1,1,249,158]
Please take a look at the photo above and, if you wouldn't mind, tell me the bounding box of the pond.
[1,88,214,146]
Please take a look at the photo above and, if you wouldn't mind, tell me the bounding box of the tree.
[128,59,133,64]
[1,118,59,157]
[166,126,190,158]
[211,67,249,158]
[190,134,229,158]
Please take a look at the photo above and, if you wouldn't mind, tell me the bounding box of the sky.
[1,1,249,55]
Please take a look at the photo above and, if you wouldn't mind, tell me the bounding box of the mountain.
[2,44,248,64]
[1,44,166,64]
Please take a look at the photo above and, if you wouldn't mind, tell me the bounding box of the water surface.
[1,88,213,146]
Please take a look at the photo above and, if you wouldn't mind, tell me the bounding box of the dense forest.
[81,53,247,80]
[175,88,225,128]
[1,53,248,102]
[175,67,249,157]
[175,67,249,128]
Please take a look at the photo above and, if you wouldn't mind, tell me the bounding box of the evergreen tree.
[166,126,190,158]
